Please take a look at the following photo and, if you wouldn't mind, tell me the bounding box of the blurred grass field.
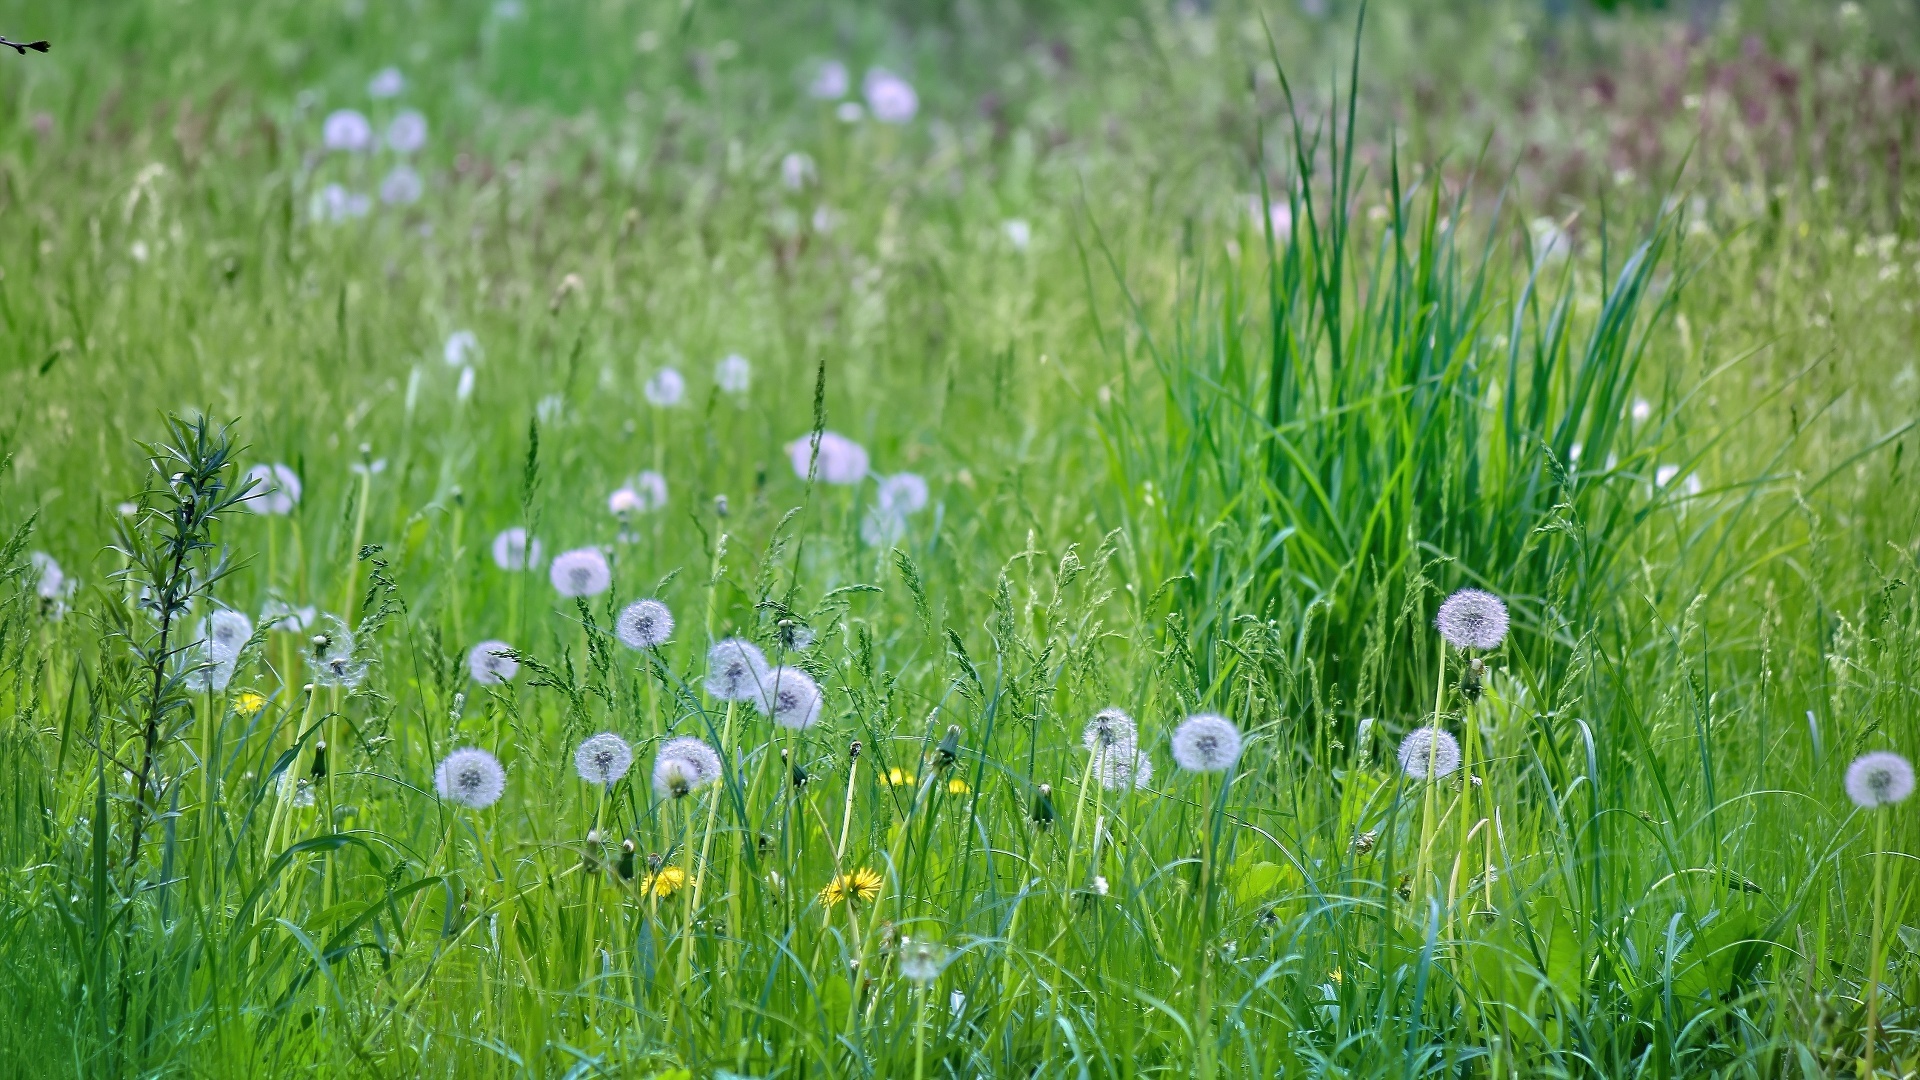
[1,0,1918,1076]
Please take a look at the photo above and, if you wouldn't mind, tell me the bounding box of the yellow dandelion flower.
[946,777,971,796]
[886,767,916,787]
[820,867,884,907]
[644,865,689,899]
[234,691,268,715]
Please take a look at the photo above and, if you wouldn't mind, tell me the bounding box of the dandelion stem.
[1864,809,1888,1077]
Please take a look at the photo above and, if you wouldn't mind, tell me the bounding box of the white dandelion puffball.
[786,431,869,485]
[896,938,948,984]
[575,732,635,786]
[305,614,367,688]
[758,666,824,730]
[1846,751,1915,809]
[323,109,373,152]
[835,101,865,123]
[1082,707,1139,760]
[241,463,302,515]
[715,353,751,394]
[367,66,405,99]
[809,59,850,100]
[1247,195,1293,240]
[615,599,673,649]
[467,640,519,685]
[1397,726,1462,781]
[1003,218,1032,251]
[444,329,480,367]
[1171,714,1243,773]
[876,472,930,515]
[203,609,253,662]
[312,184,372,223]
[1435,588,1509,651]
[644,367,686,407]
[261,599,317,632]
[491,527,544,571]
[705,638,770,701]
[435,747,506,809]
[652,736,723,799]
[781,151,815,191]
[632,471,669,511]
[862,68,918,124]
[1655,464,1681,488]
[1100,749,1154,792]
[860,507,906,548]
[386,109,428,153]
[30,552,66,601]
[379,166,423,206]
[549,548,612,598]
[1630,398,1652,423]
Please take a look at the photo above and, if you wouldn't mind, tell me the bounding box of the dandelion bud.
[714,494,729,517]
[849,740,862,760]
[1030,784,1056,829]
[310,741,328,779]
[935,725,961,769]
[617,839,636,880]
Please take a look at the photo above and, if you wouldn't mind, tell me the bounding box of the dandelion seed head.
[1171,713,1243,773]
[786,431,869,485]
[467,640,518,685]
[456,365,476,401]
[367,67,405,99]
[860,506,906,547]
[241,463,302,515]
[549,547,612,598]
[323,109,373,152]
[1082,707,1138,757]
[715,353,751,395]
[1100,748,1154,792]
[379,165,423,205]
[262,600,317,632]
[305,615,364,688]
[1846,750,1915,809]
[312,183,371,223]
[386,109,427,153]
[1397,726,1462,781]
[575,732,635,786]
[758,666,823,730]
[808,59,850,100]
[443,330,480,367]
[781,151,815,190]
[434,747,506,809]
[643,367,685,407]
[1435,588,1509,651]
[1631,397,1652,423]
[775,619,815,652]
[876,472,930,515]
[1003,218,1032,250]
[862,68,918,124]
[491,527,543,571]
[29,552,66,601]
[896,938,948,984]
[615,599,673,650]
[705,638,770,701]
[652,736,722,799]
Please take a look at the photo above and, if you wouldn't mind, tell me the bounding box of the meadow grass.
[0,0,1917,1076]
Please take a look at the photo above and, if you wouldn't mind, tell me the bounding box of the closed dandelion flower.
[808,59,850,100]
[575,732,635,786]
[758,666,823,730]
[715,353,751,394]
[1434,588,1509,651]
[491,527,543,571]
[820,867,883,906]
[705,638,769,701]
[652,736,723,799]
[1846,751,1915,809]
[549,547,612,598]
[1397,726,1462,781]
[1171,714,1243,773]
[323,109,373,152]
[644,864,689,898]
[379,166,423,205]
[467,640,519,685]
[443,329,480,367]
[386,109,427,153]
[786,431,869,485]
[897,938,948,984]
[241,463,302,514]
[862,68,918,123]
[367,66,405,99]
[876,472,930,515]
[643,367,685,407]
[615,599,673,649]
[434,747,507,809]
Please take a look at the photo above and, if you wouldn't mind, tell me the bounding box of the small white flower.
[304,614,366,689]
[862,68,918,124]
[323,109,373,152]
[1397,726,1461,781]
[491,527,544,571]
[781,151,815,190]
[241,463,302,515]
[467,640,519,685]
[130,240,150,262]
[443,330,480,367]
[386,109,428,154]
[435,747,506,809]
[1002,218,1032,250]
[367,67,405,99]
[1090,875,1110,896]
[808,59,850,100]
[615,599,673,649]
[549,548,612,598]
[786,431,869,485]
[1171,714,1242,773]
[30,552,68,604]
[536,394,566,424]
[379,165,423,205]
[1846,751,1915,809]
[575,732,635,786]
[644,367,685,407]
[715,353,751,395]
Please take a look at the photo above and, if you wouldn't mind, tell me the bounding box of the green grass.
[0,0,1917,1076]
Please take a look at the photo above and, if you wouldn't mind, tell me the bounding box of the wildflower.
[882,766,916,788]
[862,68,917,123]
[1090,875,1110,896]
[705,638,769,701]
[715,353,751,395]
[1397,726,1462,781]
[386,109,427,153]
[30,552,73,618]
[651,736,722,799]
[615,599,673,649]
[262,599,317,632]
[643,367,685,407]
[240,463,302,515]
[1846,751,1915,809]
[367,66,405,99]
[379,166,423,205]
[575,732,635,786]
[876,472,930,515]
[467,640,518,685]
[1171,714,1243,773]
[234,691,268,715]
[781,151,815,190]
[644,864,689,898]
[1434,588,1509,651]
[820,867,883,906]
[622,471,669,512]
[187,608,253,691]
[443,330,479,366]
[758,666,823,730]
[786,431,869,484]
[549,547,612,598]
[491,527,544,571]
[896,937,948,984]
[434,747,506,809]
[808,59,850,99]
[1003,218,1032,250]
[1351,830,1378,854]
[323,109,373,152]
[305,615,366,688]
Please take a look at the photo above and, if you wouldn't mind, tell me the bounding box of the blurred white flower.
[241,463,302,515]
[786,431,869,484]
[1630,398,1652,423]
[468,641,518,685]
[367,67,405,99]
[323,109,373,152]
[386,110,428,153]
[549,547,612,598]
[715,353,751,395]
[1530,217,1571,264]
[615,599,674,649]
[1247,195,1292,240]
[809,59,850,100]
[491,527,544,571]
[1002,218,1032,250]
[863,68,917,124]
[312,184,371,223]
[644,367,685,407]
[876,472,929,515]
[130,240,149,262]
[443,330,479,366]
[435,747,506,809]
[379,166,423,205]
[1171,714,1243,773]
[609,471,666,516]
[536,394,565,423]
[1655,464,1680,488]
[860,507,906,547]
[262,599,318,632]
[781,151,815,191]
[835,101,865,124]
[575,732,634,786]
